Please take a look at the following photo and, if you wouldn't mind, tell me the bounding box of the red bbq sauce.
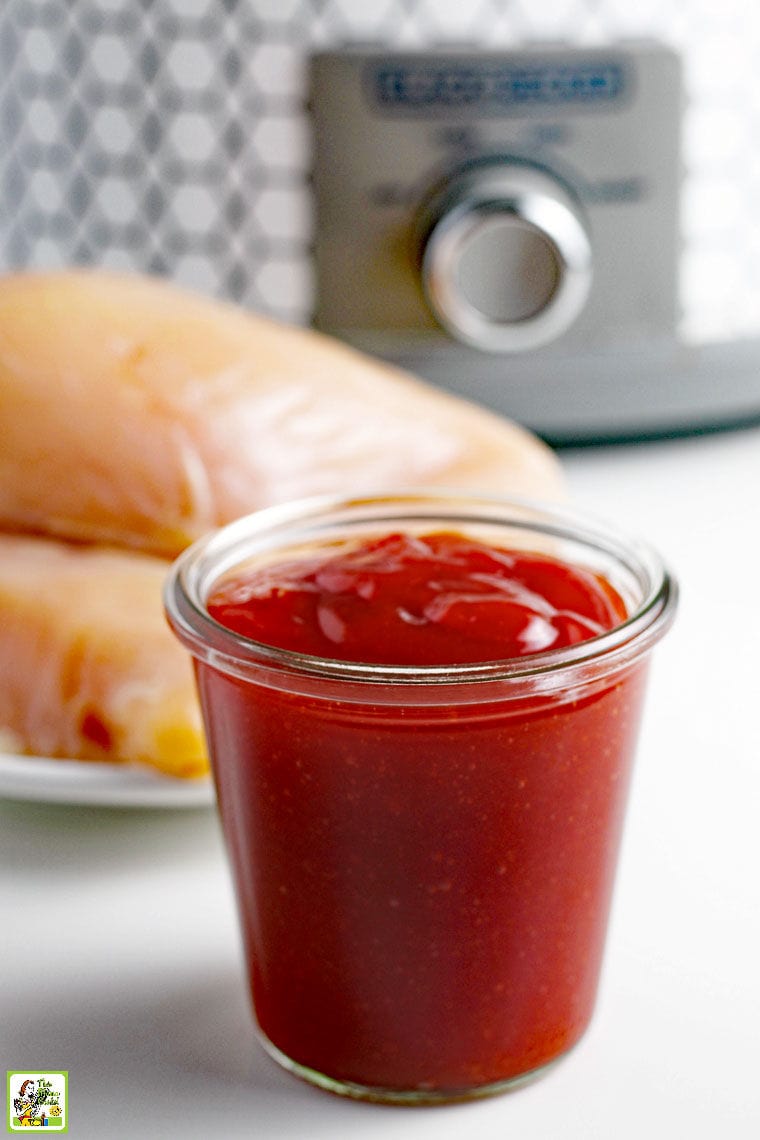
[198,531,645,1096]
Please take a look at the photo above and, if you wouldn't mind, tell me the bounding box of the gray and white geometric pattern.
[1,0,759,341]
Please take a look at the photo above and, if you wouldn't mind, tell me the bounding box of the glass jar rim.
[164,490,677,691]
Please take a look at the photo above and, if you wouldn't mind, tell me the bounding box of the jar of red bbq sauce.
[165,492,676,1105]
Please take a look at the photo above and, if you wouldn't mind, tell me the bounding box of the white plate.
[0,753,215,809]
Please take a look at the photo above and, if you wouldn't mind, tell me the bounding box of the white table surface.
[3,425,760,1139]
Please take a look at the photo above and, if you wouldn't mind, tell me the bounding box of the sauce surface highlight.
[207,531,625,663]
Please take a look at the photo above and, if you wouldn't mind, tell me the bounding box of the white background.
[2,425,760,1138]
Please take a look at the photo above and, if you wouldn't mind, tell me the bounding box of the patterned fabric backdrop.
[1,0,758,342]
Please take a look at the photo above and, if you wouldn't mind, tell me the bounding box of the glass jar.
[165,491,677,1104]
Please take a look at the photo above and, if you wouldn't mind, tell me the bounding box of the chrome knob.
[416,162,593,353]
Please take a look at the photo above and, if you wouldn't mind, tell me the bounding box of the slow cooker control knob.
[416,162,593,353]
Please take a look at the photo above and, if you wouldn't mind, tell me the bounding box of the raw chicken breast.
[0,271,565,557]
[0,534,207,777]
